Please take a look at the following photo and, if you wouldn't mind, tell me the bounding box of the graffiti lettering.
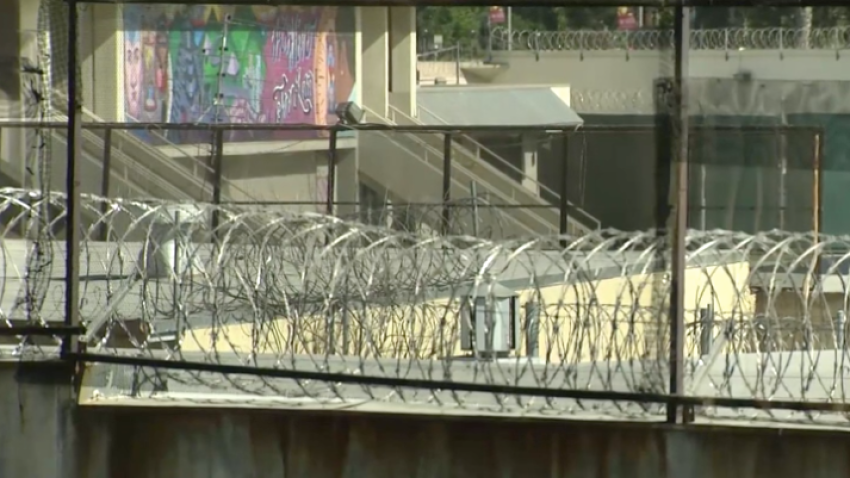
[123,5,356,143]
[270,16,318,70]
[272,69,314,123]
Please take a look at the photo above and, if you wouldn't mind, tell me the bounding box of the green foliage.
[416,6,850,53]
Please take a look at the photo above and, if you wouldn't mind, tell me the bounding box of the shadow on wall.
[475,115,826,233]
[547,114,820,234]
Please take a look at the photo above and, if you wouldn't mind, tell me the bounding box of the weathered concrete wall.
[6,360,850,478]
[0,361,78,478]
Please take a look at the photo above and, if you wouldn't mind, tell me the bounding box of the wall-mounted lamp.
[335,102,364,125]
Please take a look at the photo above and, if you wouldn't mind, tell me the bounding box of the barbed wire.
[491,26,850,52]
[2,189,850,425]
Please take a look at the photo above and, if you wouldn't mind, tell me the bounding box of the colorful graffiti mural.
[123,5,357,143]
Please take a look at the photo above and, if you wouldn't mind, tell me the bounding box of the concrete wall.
[182,260,754,360]
[6,361,850,478]
[474,50,850,93]
[221,150,324,210]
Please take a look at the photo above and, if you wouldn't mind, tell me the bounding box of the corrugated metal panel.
[418,86,584,126]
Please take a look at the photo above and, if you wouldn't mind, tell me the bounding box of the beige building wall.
[181,260,756,363]
[744,288,848,352]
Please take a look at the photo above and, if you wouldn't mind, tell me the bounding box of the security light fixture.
[335,101,364,125]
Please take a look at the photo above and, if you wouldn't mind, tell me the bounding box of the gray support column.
[389,6,416,116]
[521,133,540,195]
[360,7,388,117]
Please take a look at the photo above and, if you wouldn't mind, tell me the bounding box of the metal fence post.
[559,132,569,248]
[64,0,82,359]
[524,301,540,358]
[666,4,692,425]
[836,311,846,350]
[98,128,112,241]
[210,129,224,242]
[327,128,338,216]
[455,43,461,85]
[442,133,452,235]
[699,305,714,356]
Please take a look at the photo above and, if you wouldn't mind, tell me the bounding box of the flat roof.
[417,86,583,127]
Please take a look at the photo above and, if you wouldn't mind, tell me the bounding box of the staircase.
[358,105,599,238]
[0,105,263,235]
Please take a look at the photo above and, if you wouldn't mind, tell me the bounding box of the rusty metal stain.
[64,410,850,478]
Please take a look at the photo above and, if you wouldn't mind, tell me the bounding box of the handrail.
[361,106,553,236]
[98,112,258,201]
[49,117,193,201]
[404,104,601,230]
[50,88,256,202]
[416,104,560,199]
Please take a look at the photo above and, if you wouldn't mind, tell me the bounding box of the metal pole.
[836,311,846,350]
[699,305,714,356]
[814,132,822,240]
[667,4,692,425]
[507,7,513,51]
[524,301,539,358]
[559,133,569,248]
[779,98,788,230]
[327,129,338,216]
[470,181,479,238]
[487,13,493,61]
[210,130,224,238]
[172,210,182,351]
[442,133,452,235]
[455,43,461,85]
[98,129,112,241]
[64,0,82,358]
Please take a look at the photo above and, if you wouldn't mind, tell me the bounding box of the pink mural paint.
[262,11,322,127]
[123,5,357,144]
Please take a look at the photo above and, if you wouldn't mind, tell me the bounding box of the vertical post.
[835,311,846,350]
[455,43,461,85]
[210,130,224,239]
[487,12,493,61]
[442,133,452,235]
[814,131,823,240]
[98,128,112,241]
[172,210,182,351]
[667,4,692,424]
[778,100,788,230]
[813,131,823,273]
[559,133,569,248]
[507,7,513,50]
[470,181,479,238]
[524,301,539,358]
[64,0,82,358]
[699,305,714,356]
[327,128,338,216]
